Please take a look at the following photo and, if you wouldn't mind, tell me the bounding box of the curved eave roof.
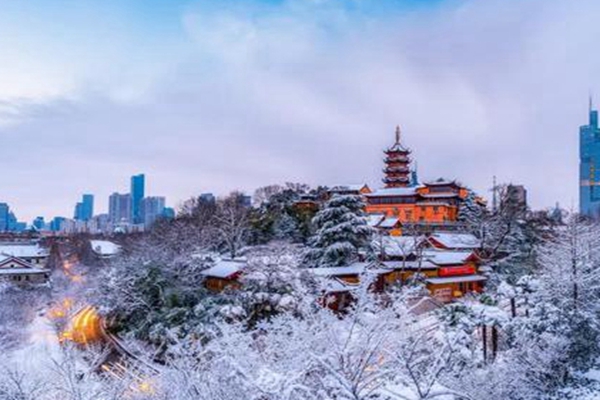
[385,143,410,153]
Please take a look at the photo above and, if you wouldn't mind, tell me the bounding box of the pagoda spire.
[383,126,412,188]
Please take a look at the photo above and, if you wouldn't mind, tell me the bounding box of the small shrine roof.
[373,236,424,257]
[0,244,48,258]
[366,214,386,227]
[378,217,401,229]
[200,259,247,279]
[424,250,478,265]
[308,262,369,277]
[321,277,361,293]
[0,267,47,276]
[329,184,369,192]
[428,233,481,250]
[381,260,438,270]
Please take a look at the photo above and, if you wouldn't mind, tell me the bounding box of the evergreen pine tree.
[304,194,373,268]
[273,212,299,241]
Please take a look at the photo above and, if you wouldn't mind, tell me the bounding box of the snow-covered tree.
[214,192,250,258]
[304,194,374,268]
[234,244,310,326]
[530,216,600,370]
[458,188,487,234]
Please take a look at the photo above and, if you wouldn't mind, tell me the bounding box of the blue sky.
[0,0,598,221]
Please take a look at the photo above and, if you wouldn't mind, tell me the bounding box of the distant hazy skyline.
[1,0,598,221]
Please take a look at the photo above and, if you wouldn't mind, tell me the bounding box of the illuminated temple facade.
[364,127,477,234]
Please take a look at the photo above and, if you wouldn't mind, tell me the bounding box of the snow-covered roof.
[412,202,452,206]
[375,236,423,257]
[366,214,386,227]
[0,268,47,276]
[0,244,48,258]
[424,250,477,265]
[419,193,459,199]
[425,179,458,186]
[381,260,438,270]
[378,217,401,229]
[428,233,481,250]
[366,187,420,197]
[426,275,487,285]
[308,263,369,277]
[90,240,121,257]
[478,265,493,273]
[0,255,36,269]
[321,277,361,293]
[200,259,247,279]
[329,184,369,192]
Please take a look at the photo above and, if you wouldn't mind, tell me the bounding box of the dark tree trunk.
[510,298,516,318]
[482,325,488,363]
[492,326,498,361]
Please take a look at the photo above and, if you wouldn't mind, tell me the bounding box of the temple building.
[365,127,478,234]
[383,126,412,188]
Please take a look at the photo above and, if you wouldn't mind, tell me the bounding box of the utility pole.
[491,175,498,213]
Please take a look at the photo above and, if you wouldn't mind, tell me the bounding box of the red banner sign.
[439,265,476,277]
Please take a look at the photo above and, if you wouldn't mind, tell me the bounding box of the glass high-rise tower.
[81,194,94,221]
[130,174,145,224]
[580,99,600,218]
[74,194,94,221]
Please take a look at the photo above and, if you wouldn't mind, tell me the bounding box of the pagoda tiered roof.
[384,166,410,173]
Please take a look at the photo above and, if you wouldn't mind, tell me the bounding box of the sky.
[0,0,598,221]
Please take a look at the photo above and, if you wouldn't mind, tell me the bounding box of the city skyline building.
[73,194,94,221]
[7,212,17,231]
[580,99,600,218]
[200,193,216,204]
[50,216,66,232]
[81,194,94,221]
[0,203,9,231]
[109,192,131,224]
[131,174,145,225]
[140,196,165,227]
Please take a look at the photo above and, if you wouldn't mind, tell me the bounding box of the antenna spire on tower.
[395,125,401,144]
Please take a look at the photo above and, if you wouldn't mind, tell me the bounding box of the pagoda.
[383,126,412,188]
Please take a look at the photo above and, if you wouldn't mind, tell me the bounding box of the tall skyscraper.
[580,99,600,218]
[140,196,165,227]
[130,174,145,224]
[81,194,94,221]
[7,212,17,231]
[0,203,9,231]
[74,202,83,220]
[74,194,94,221]
[109,192,131,223]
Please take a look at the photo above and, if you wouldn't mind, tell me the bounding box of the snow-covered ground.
[9,313,62,369]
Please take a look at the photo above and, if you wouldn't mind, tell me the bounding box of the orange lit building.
[365,127,475,234]
[200,259,246,292]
